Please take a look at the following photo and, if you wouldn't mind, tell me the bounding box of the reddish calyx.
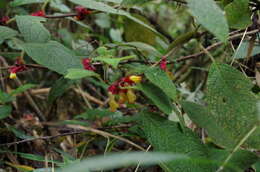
[108,76,138,95]
[31,11,46,17]
[160,56,167,71]
[0,16,10,25]
[75,6,91,20]
[82,58,96,71]
[9,59,28,79]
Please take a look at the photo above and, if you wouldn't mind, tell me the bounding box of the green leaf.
[182,63,260,149]
[137,82,173,114]
[114,42,162,57]
[95,55,135,68]
[124,14,156,46]
[141,112,211,171]
[69,0,166,41]
[0,26,18,44]
[16,15,50,43]
[74,108,118,120]
[145,67,177,100]
[225,0,252,29]
[10,84,35,96]
[10,0,44,7]
[141,111,258,171]
[59,152,187,172]
[65,69,99,79]
[0,105,12,120]
[22,41,82,74]
[186,0,228,42]
[48,77,75,104]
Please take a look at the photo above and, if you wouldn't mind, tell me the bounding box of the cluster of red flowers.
[82,58,96,71]
[108,76,141,95]
[160,56,167,71]
[0,16,9,25]
[75,6,92,20]
[31,10,46,17]
[29,6,91,20]
[9,59,28,79]
[108,75,142,112]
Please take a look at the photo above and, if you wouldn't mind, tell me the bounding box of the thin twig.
[0,131,85,147]
[176,29,259,62]
[67,125,145,151]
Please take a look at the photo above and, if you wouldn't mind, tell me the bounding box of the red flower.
[9,59,28,79]
[160,56,167,71]
[82,58,96,71]
[0,16,10,25]
[75,6,91,20]
[108,75,142,95]
[31,11,46,17]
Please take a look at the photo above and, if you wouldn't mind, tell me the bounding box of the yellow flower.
[9,73,17,79]
[129,75,142,83]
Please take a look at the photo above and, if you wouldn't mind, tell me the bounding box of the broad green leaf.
[113,42,162,57]
[182,63,260,149]
[10,84,35,96]
[65,69,99,79]
[141,111,258,171]
[145,67,177,100]
[141,112,210,171]
[22,41,82,74]
[48,77,75,104]
[124,14,156,46]
[225,0,251,29]
[59,152,187,172]
[10,0,44,7]
[69,0,166,41]
[137,82,173,114]
[0,105,12,120]
[95,55,135,68]
[186,0,228,42]
[0,26,18,44]
[16,15,50,43]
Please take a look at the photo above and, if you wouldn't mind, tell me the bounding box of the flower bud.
[129,75,142,83]
[9,73,17,79]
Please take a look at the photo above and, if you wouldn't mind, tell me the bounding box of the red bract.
[75,6,91,20]
[108,75,142,95]
[108,83,120,94]
[82,58,96,71]
[160,56,167,71]
[0,16,10,25]
[31,11,46,17]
